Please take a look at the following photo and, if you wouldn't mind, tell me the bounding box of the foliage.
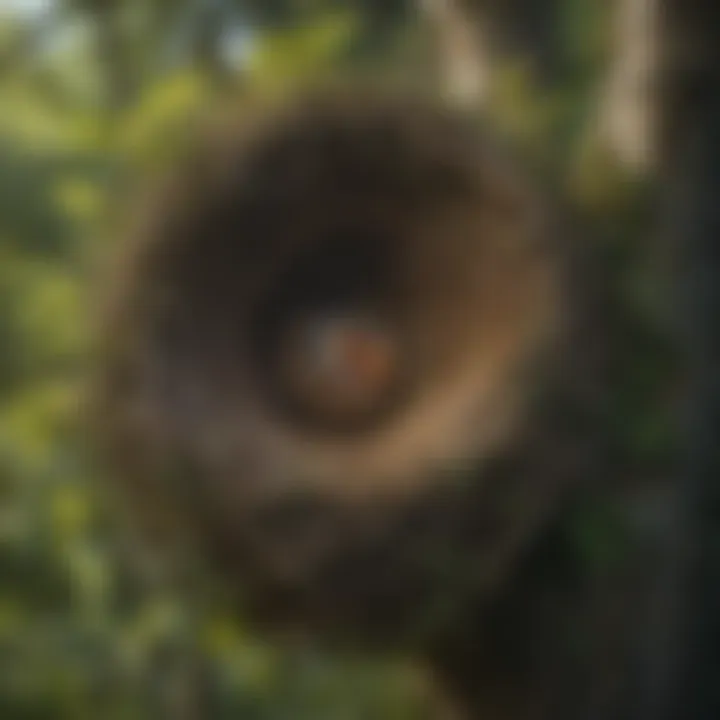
[0,4,430,718]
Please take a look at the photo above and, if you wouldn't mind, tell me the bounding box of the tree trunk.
[419,0,493,106]
[635,2,720,719]
[418,0,565,108]
[596,0,661,173]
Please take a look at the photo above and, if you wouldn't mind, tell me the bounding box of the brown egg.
[276,312,401,425]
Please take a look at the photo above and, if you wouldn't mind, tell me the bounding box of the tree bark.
[418,0,565,108]
[596,0,661,173]
[419,0,493,106]
[635,2,720,718]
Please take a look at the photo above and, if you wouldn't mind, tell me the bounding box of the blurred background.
[0,1,662,718]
